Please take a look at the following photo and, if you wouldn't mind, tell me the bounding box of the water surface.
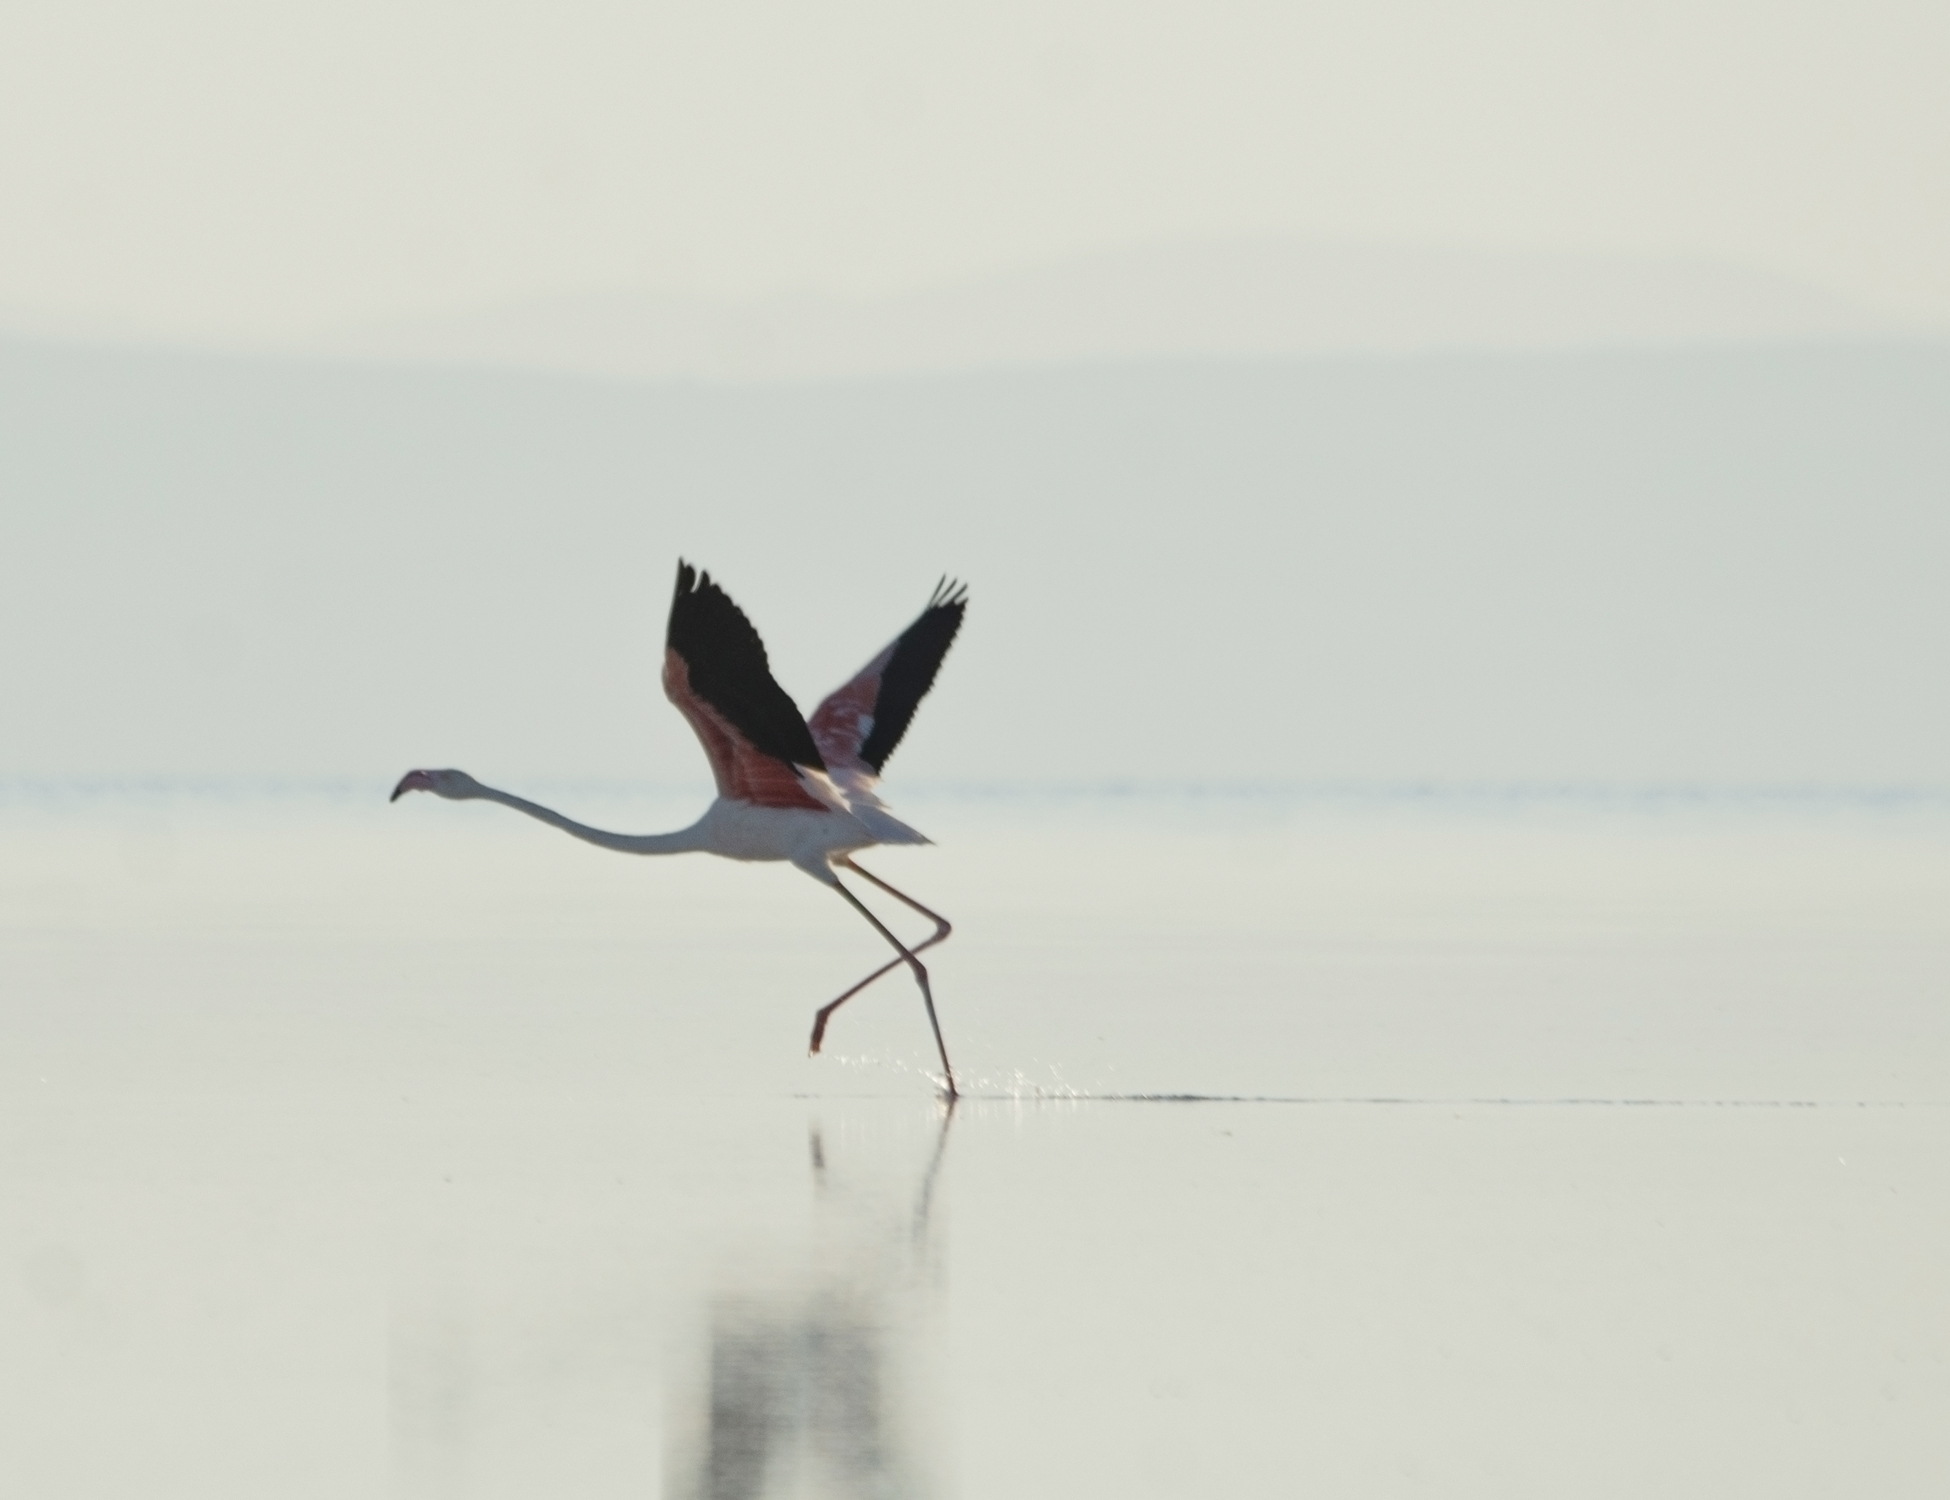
[3,788,1946,1495]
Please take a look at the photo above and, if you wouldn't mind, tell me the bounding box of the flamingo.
[391,561,969,1097]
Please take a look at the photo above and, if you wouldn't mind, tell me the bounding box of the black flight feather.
[667,562,825,770]
[859,579,968,773]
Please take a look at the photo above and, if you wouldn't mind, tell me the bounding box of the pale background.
[3,7,1948,1496]
[3,0,1949,342]
[4,1,1947,795]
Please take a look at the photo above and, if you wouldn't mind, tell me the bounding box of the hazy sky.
[3,1,1947,342]
[5,337,1944,786]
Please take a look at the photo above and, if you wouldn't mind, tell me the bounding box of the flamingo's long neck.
[470,784,708,856]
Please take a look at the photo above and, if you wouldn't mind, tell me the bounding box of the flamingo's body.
[393,562,968,1096]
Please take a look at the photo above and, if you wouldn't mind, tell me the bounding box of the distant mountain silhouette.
[306,241,1913,381]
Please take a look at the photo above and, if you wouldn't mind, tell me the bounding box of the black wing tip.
[856,575,969,773]
[665,561,825,770]
[927,576,970,612]
[670,559,732,642]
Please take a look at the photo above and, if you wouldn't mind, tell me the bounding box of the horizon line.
[4,774,1947,808]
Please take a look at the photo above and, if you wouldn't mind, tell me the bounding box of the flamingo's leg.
[840,856,953,931]
[820,871,957,1099]
[808,859,953,1054]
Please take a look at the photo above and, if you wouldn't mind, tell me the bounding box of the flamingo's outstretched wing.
[810,579,968,778]
[665,562,828,810]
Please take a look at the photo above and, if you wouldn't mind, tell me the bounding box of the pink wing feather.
[663,650,827,811]
[809,641,899,775]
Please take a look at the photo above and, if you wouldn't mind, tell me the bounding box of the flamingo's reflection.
[669,1106,955,1500]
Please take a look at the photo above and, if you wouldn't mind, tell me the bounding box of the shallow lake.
[3,786,1946,1496]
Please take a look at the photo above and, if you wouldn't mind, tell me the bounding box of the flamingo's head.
[390,768,484,802]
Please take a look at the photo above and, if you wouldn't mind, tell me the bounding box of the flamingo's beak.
[391,770,434,802]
